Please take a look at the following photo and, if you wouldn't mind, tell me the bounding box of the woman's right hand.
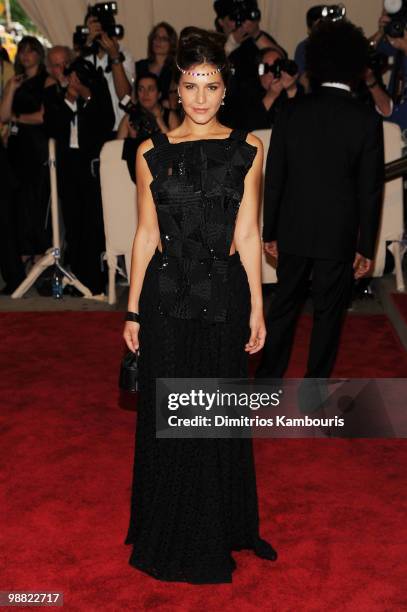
[10,75,24,91]
[123,321,140,353]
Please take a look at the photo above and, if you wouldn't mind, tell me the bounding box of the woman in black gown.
[0,36,50,266]
[123,27,277,584]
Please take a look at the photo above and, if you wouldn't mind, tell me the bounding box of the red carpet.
[2,312,407,612]
[392,292,407,326]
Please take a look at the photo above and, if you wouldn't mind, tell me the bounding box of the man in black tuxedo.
[256,19,385,379]
[43,57,114,295]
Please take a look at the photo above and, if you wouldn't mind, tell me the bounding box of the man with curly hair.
[256,19,385,379]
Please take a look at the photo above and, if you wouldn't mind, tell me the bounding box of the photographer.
[43,57,115,295]
[243,48,303,131]
[214,0,287,126]
[118,73,180,183]
[79,2,134,133]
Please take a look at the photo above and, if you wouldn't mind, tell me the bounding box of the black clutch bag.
[119,349,140,393]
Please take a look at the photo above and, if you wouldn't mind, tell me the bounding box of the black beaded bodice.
[143,129,257,322]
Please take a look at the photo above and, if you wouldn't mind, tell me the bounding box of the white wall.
[19,0,385,61]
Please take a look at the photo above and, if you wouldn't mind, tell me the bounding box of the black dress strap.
[229,128,249,142]
[151,131,169,147]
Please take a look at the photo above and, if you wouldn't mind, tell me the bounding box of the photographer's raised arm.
[99,32,132,99]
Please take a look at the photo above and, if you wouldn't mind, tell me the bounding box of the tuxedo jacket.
[262,86,385,261]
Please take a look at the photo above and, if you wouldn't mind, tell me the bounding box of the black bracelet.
[125,311,140,322]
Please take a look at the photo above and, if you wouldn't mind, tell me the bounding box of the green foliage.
[9,0,37,31]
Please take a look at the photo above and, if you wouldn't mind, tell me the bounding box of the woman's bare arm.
[123,138,160,351]
[234,133,264,313]
[127,139,160,314]
[233,133,266,353]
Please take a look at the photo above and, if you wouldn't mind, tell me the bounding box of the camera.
[319,4,346,22]
[384,0,407,38]
[214,0,261,28]
[258,58,298,78]
[74,2,124,54]
[119,95,160,136]
[367,42,389,75]
[228,0,261,27]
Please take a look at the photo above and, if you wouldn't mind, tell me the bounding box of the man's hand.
[353,252,373,279]
[231,25,250,44]
[99,32,120,59]
[67,73,90,100]
[378,12,391,33]
[264,241,278,259]
[387,29,407,54]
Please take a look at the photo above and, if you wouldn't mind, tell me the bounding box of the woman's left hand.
[245,309,266,354]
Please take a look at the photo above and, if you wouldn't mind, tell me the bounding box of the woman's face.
[137,77,160,110]
[152,26,171,57]
[18,45,40,70]
[178,63,225,125]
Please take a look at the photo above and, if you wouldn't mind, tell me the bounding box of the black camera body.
[74,1,124,54]
[318,4,346,22]
[228,0,261,27]
[119,95,160,136]
[367,42,389,76]
[214,0,261,28]
[384,0,407,38]
[258,58,298,78]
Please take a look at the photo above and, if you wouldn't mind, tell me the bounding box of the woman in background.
[135,22,177,102]
[118,73,180,183]
[0,36,50,269]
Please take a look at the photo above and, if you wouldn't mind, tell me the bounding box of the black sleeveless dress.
[125,129,276,583]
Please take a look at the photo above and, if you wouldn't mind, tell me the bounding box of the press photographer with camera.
[369,1,407,124]
[43,57,115,295]
[118,73,180,183]
[214,0,286,126]
[243,48,303,131]
[75,1,134,133]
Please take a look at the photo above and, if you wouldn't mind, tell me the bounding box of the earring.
[221,97,225,106]
[177,90,181,104]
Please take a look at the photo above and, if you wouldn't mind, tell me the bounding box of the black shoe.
[253,537,278,561]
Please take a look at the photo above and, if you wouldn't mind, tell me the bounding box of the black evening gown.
[125,129,276,583]
[7,71,51,256]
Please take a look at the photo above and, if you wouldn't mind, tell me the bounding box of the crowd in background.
[0,0,406,297]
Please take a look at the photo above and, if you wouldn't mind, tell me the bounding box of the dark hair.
[306,5,325,29]
[305,19,369,88]
[257,46,285,64]
[14,36,46,76]
[175,26,229,84]
[135,72,160,92]
[147,22,178,65]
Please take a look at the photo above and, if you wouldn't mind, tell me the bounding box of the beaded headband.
[176,61,223,77]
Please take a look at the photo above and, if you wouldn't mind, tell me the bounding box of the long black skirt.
[125,249,272,583]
